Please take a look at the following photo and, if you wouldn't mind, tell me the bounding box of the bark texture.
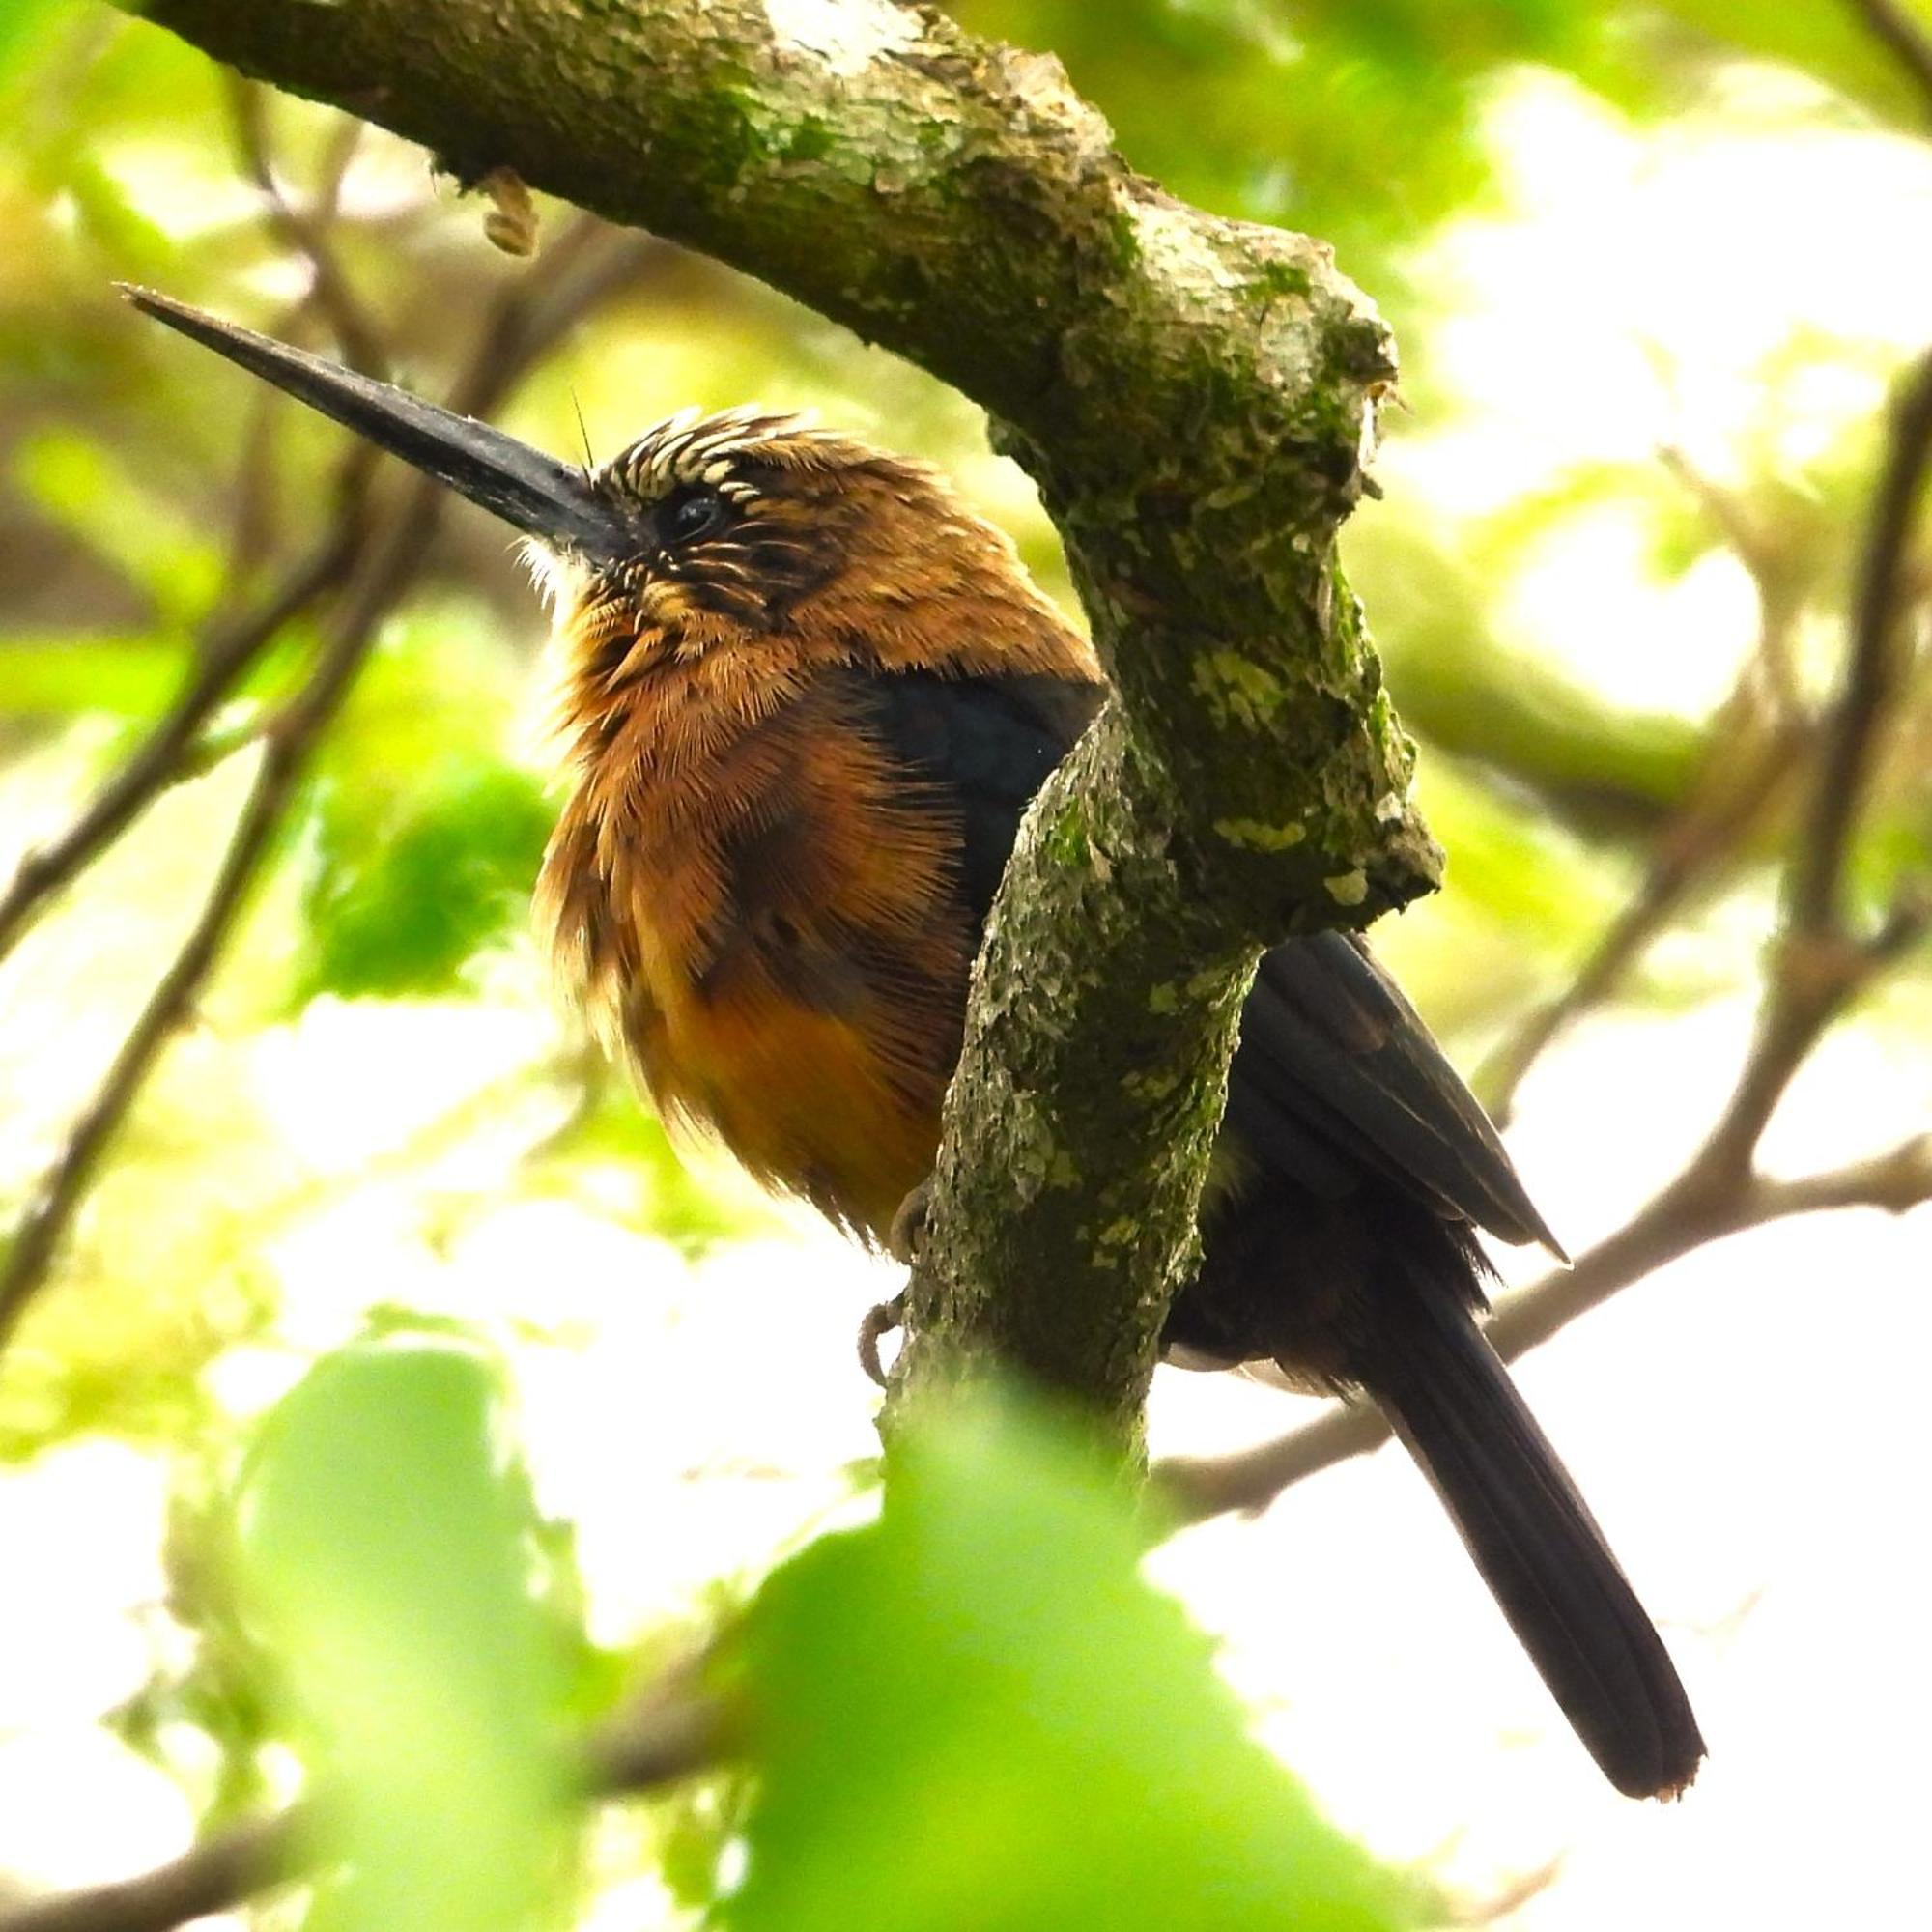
[135,0,1438,1439]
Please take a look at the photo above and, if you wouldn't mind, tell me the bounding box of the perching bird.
[125,284,1705,1800]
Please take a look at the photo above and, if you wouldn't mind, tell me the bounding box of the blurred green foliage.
[298,604,554,1001]
[238,1337,580,1931]
[299,753,552,998]
[521,1073,765,1256]
[1,0,1929,1924]
[15,422,224,620]
[952,0,1590,324]
[1,632,234,714]
[951,0,1932,343]
[143,1373,1432,1931]
[732,1395,1426,1931]
[0,0,71,89]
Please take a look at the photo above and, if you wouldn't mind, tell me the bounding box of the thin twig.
[308,114,367,227]
[228,76,388,377]
[221,106,370,579]
[0,1676,733,1932]
[1746,1132,1932,1217]
[1153,1130,1932,1525]
[1845,0,1932,124]
[7,111,384,957]
[1443,1854,1566,1927]
[0,1815,298,1932]
[1690,348,1932,1186]
[220,374,290,586]
[1478,712,1804,1122]
[582,1647,741,1795]
[1477,433,1832,1122]
[0,220,662,1354]
[1655,444,1785,602]
[0,484,368,965]
[0,502,426,1351]
[1785,346,1932,944]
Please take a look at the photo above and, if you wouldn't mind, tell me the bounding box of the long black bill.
[119,285,629,563]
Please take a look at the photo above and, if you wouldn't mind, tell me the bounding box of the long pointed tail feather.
[1360,1291,1705,1800]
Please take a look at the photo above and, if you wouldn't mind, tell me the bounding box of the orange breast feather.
[537,635,971,1241]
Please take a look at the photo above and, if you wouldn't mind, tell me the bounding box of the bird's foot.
[887,1178,931,1265]
[861,1181,929,1384]
[857,1292,905,1390]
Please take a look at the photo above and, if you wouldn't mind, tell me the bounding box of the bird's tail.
[1359,1286,1705,1799]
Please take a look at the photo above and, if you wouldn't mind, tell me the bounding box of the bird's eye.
[663,489,724,545]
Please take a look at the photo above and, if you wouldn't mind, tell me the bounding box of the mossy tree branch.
[133,0,1438,1441]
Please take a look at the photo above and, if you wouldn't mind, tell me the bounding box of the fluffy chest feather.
[536,646,972,1239]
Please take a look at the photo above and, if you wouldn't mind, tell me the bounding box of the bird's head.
[121,287,1093,694]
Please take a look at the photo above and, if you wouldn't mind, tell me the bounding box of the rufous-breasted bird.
[125,284,1705,1800]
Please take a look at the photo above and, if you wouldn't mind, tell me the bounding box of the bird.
[123,284,1706,1800]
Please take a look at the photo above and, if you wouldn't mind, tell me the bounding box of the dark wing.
[849,667,1105,928]
[1227,932,1564,1255]
[849,663,1559,1259]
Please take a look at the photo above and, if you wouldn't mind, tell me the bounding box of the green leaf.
[0,0,71,90]
[299,753,554,1000]
[730,1395,1422,1932]
[237,1340,578,1932]
[290,597,556,999]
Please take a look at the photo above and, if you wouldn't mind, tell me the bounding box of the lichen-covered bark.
[893,708,1260,1443]
[137,0,1440,1442]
